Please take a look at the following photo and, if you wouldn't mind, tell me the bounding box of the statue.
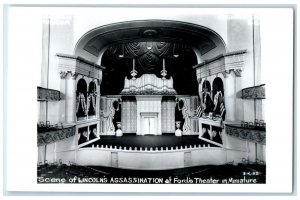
[115,122,123,137]
[175,121,182,136]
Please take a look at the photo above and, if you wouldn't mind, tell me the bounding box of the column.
[235,75,244,120]
[66,72,77,123]
[60,71,77,124]
[223,70,236,122]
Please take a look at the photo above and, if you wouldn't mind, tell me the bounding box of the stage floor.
[82,134,217,149]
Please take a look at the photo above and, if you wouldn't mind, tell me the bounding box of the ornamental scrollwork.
[37,126,76,146]
[37,87,60,101]
[233,69,242,77]
[59,71,68,79]
[225,125,266,145]
[222,70,231,78]
[70,72,79,80]
[242,85,265,99]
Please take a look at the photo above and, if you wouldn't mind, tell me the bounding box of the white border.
[2,2,297,197]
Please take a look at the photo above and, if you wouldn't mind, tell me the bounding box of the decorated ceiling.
[78,20,224,58]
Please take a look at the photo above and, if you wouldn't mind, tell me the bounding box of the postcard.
[4,4,294,195]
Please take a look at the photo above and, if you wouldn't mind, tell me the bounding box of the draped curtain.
[76,93,87,115]
[124,42,173,73]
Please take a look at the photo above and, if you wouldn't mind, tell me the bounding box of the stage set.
[37,14,266,171]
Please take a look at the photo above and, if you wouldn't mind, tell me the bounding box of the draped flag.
[220,101,226,119]
[218,93,226,120]
[196,105,203,117]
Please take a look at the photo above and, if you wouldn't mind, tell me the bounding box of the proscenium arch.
[74,20,227,65]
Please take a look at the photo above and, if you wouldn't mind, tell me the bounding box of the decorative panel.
[37,126,76,146]
[100,119,105,134]
[194,50,247,80]
[225,125,266,145]
[242,84,265,99]
[190,96,200,114]
[121,99,137,133]
[191,117,199,133]
[105,98,119,135]
[161,100,176,133]
[121,74,177,95]
[57,53,105,80]
[100,97,107,112]
[176,97,193,135]
[37,87,60,101]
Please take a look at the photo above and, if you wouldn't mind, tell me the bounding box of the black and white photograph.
[3,2,295,195]
[36,7,266,184]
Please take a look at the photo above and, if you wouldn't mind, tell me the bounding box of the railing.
[37,125,76,146]
[241,119,266,131]
[37,87,61,101]
[241,84,265,99]
[82,143,218,152]
[225,124,266,145]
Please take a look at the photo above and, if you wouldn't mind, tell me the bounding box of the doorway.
[143,117,156,135]
[140,112,158,135]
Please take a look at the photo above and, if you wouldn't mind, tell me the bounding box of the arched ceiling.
[74,20,227,96]
[74,20,226,59]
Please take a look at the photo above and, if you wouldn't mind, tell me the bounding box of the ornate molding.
[233,69,242,77]
[193,50,247,79]
[121,74,177,95]
[60,71,80,80]
[70,72,79,80]
[222,70,231,78]
[37,87,61,101]
[225,125,265,145]
[57,53,105,70]
[37,126,76,146]
[59,71,68,79]
[242,84,265,99]
[57,54,105,80]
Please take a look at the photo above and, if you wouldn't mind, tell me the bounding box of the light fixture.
[160,58,167,80]
[118,44,125,58]
[130,58,137,80]
[173,43,179,58]
[146,42,152,50]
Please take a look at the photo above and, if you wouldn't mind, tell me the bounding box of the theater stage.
[81,134,218,149]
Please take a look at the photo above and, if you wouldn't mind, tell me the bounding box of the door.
[143,117,156,135]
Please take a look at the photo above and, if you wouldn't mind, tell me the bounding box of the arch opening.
[73,20,226,96]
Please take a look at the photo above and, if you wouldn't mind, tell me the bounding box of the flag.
[220,101,226,119]
[196,105,203,117]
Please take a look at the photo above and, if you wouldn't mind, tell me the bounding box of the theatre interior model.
[37,12,265,172]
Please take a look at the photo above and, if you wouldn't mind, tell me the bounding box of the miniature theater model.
[37,16,265,170]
